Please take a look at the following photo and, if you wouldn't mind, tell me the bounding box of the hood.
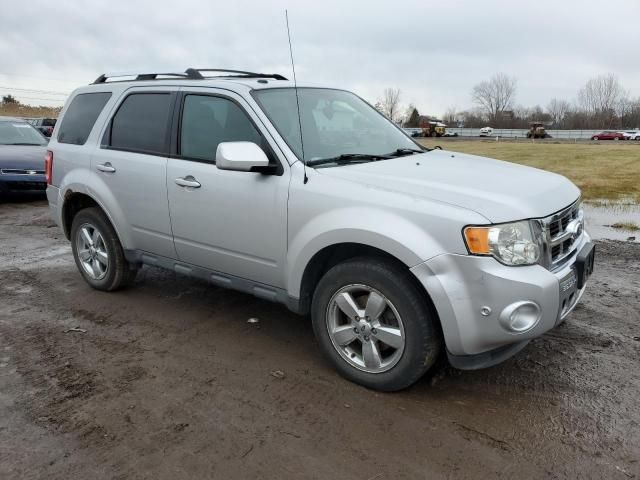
[0,145,47,171]
[315,150,580,223]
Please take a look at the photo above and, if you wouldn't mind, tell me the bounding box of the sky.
[1,0,639,117]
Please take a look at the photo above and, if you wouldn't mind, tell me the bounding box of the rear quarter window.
[57,92,112,145]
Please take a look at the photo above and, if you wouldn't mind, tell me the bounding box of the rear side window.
[57,92,111,145]
[109,93,173,155]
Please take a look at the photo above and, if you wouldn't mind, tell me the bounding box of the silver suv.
[46,68,595,391]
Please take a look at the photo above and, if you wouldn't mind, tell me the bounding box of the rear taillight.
[45,150,53,185]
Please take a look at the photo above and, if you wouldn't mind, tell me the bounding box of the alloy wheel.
[76,223,109,280]
[326,284,405,373]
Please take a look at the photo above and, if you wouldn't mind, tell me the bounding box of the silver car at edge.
[45,68,595,391]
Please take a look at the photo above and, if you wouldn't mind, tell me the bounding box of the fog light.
[499,301,541,333]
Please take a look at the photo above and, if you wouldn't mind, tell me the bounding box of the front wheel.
[311,258,442,391]
[70,207,138,291]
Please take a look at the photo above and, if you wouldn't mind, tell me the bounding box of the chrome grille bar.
[0,169,45,175]
[540,200,583,271]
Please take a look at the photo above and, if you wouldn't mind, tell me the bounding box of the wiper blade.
[5,142,44,146]
[307,153,392,167]
[387,148,426,157]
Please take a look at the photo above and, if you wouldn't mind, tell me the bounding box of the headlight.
[463,221,542,266]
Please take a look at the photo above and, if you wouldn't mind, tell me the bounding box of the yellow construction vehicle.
[420,119,447,137]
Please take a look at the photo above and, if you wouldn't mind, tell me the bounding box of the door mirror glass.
[216,141,269,172]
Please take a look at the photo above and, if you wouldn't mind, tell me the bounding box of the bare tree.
[458,109,485,128]
[546,98,571,127]
[443,106,458,126]
[380,88,402,122]
[471,73,517,125]
[616,92,633,128]
[578,73,624,128]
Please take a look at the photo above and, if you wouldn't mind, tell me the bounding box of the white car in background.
[621,130,640,140]
[479,126,493,137]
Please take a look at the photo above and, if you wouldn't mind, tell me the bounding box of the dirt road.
[1,198,639,479]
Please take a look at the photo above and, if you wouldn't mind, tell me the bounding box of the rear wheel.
[311,257,441,391]
[70,207,137,291]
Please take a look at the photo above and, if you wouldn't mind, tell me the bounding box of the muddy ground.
[0,197,638,480]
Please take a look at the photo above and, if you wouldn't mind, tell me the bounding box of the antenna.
[285,10,308,184]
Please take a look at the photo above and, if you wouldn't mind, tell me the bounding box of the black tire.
[70,207,137,291]
[311,257,442,391]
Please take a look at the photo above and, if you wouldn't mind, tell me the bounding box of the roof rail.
[92,70,203,84]
[91,68,287,85]
[185,68,287,81]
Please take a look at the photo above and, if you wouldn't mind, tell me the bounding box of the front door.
[166,90,289,287]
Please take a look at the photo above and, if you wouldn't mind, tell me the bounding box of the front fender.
[286,206,445,298]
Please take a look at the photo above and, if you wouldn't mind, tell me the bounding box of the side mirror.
[216,142,270,172]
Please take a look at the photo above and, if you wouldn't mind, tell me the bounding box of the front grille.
[541,200,583,270]
[0,168,45,175]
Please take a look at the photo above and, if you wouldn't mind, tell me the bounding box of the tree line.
[1,95,62,118]
[377,73,640,130]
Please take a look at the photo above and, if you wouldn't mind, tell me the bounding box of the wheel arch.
[294,242,440,321]
[60,188,129,250]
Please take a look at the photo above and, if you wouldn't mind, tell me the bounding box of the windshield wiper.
[307,153,392,167]
[387,148,426,157]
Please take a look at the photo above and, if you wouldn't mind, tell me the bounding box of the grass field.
[417,139,640,203]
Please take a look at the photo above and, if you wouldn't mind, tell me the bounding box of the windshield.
[0,121,47,146]
[252,88,420,164]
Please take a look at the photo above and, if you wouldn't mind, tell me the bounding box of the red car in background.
[591,131,626,140]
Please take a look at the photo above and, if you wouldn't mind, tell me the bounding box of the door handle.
[175,176,201,188]
[96,162,116,173]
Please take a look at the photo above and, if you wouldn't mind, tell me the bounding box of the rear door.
[93,87,177,258]
[166,89,289,287]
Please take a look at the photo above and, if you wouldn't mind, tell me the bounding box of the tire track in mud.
[0,267,148,446]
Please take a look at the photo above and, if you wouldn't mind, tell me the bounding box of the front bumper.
[411,233,593,368]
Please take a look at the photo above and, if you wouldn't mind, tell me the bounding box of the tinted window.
[180,95,262,161]
[110,93,173,155]
[58,92,111,145]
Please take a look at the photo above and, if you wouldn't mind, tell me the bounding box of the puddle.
[584,199,640,242]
